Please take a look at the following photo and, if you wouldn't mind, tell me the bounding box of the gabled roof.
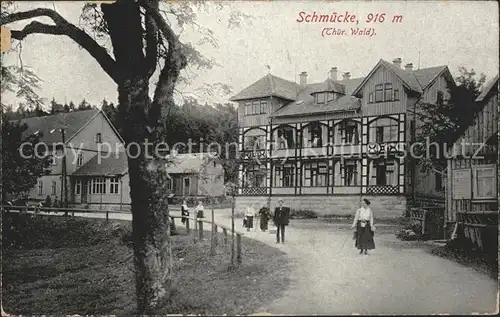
[412,65,449,89]
[15,109,99,144]
[73,152,128,176]
[352,59,423,96]
[476,74,499,102]
[229,74,299,101]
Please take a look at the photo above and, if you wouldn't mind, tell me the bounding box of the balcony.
[332,144,361,157]
[301,146,329,158]
[366,185,399,195]
[240,149,267,161]
[270,148,295,159]
[365,142,405,156]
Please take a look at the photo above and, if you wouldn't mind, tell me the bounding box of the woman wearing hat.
[351,198,376,255]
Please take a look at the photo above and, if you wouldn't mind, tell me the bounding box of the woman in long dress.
[244,205,255,231]
[351,198,376,255]
[258,204,271,232]
[181,200,189,224]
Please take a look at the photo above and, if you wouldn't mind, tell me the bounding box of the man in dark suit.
[273,199,290,244]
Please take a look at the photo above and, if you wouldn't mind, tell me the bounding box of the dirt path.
[32,209,498,314]
[209,211,497,315]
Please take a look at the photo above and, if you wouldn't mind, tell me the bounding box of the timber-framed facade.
[231,58,456,218]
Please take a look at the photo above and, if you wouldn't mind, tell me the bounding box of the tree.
[413,67,486,173]
[1,119,51,201]
[1,1,250,313]
[77,98,92,110]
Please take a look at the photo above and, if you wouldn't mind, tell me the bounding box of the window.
[110,177,120,194]
[77,153,83,167]
[368,93,374,103]
[96,133,102,143]
[244,164,267,188]
[339,121,359,145]
[327,92,334,102]
[244,135,265,150]
[51,180,57,195]
[273,163,295,187]
[375,84,384,102]
[183,177,191,196]
[437,91,444,105]
[260,100,267,114]
[276,127,295,149]
[316,93,326,104]
[375,127,384,144]
[308,122,323,148]
[393,89,399,101]
[75,180,81,195]
[166,178,173,191]
[38,180,43,195]
[473,166,496,199]
[370,160,397,186]
[342,160,359,186]
[369,118,399,143]
[303,162,328,187]
[244,99,267,115]
[384,83,393,101]
[91,177,106,194]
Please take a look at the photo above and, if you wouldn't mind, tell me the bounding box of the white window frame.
[75,180,81,195]
[183,177,191,195]
[109,177,120,194]
[77,153,83,167]
[472,165,497,199]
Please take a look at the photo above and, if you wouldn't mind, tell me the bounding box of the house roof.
[476,74,499,102]
[165,152,218,174]
[229,74,299,101]
[270,95,360,118]
[73,152,128,176]
[14,109,99,144]
[412,65,449,89]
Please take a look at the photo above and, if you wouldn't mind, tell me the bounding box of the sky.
[2,0,499,110]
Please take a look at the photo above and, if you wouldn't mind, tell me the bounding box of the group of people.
[243,198,377,253]
[243,199,290,244]
[180,200,205,223]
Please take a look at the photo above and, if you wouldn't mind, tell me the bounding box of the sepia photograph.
[1,0,498,315]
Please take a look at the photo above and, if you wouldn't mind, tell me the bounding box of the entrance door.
[183,177,191,196]
[82,179,88,203]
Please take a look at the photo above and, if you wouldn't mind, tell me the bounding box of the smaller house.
[165,152,225,200]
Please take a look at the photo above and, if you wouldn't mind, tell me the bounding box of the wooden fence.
[454,211,497,252]
[408,207,445,240]
[1,205,244,266]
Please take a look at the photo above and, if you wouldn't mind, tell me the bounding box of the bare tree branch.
[145,0,159,79]
[1,8,119,83]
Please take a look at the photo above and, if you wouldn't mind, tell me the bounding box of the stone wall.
[235,195,407,219]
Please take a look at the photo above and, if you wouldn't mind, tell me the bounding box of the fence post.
[236,233,242,264]
[422,210,427,237]
[214,225,218,247]
[223,228,228,246]
[193,214,198,243]
[72,209,75,217]
[186,217,190,234]
[199,221,204,240]
[106,210,109,221]
[210,209,215,256]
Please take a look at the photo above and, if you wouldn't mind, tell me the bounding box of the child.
[244,205,255,232]
[181,200,189,224]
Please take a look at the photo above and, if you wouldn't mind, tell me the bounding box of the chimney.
[405,63,414,71]
[329,67,338,81]
[299,71,308,87]
[342,72,351,80]
[392,57,402,68]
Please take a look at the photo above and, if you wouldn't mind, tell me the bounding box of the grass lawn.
[2,213,290,315]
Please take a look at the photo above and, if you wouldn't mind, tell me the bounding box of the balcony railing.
[241,187,268,195]
[366,185,399,195]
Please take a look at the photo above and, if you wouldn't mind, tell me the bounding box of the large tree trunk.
[102,2,172,313]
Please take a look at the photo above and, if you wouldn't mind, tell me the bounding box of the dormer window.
[244,99,267,115]
[327,92,334,102]
[316,93,326,104]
